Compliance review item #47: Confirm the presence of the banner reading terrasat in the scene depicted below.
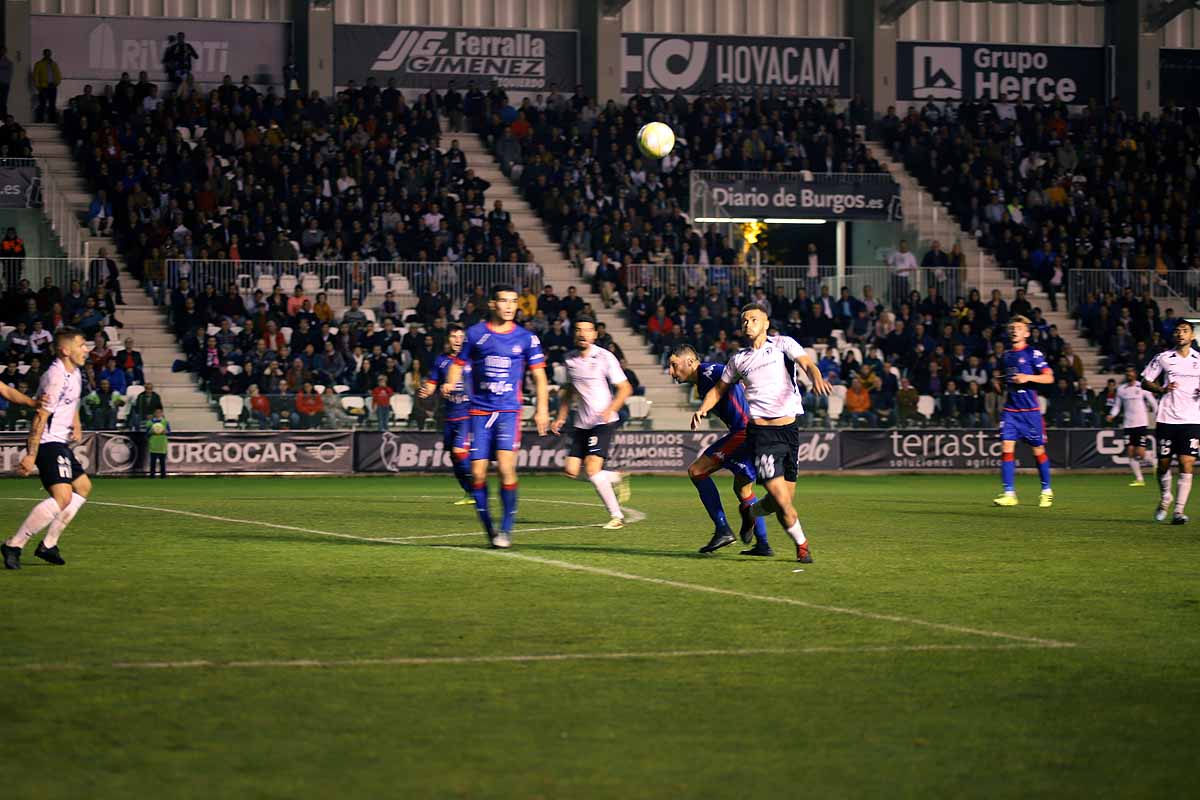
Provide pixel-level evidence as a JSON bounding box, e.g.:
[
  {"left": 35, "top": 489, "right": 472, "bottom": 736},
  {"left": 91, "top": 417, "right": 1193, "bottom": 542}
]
[
  {"left": 691, "top": 171, "right": 902, "bottom": 222},
  {"left": 334, "top": 25, "right": 578, "bottom": 91}
]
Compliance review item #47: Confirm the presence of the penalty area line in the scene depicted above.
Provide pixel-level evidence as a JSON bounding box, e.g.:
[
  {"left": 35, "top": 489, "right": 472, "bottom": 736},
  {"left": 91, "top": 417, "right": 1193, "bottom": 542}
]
[{"left": 0, "top": 641, "right": 1076, "bottom": 673}]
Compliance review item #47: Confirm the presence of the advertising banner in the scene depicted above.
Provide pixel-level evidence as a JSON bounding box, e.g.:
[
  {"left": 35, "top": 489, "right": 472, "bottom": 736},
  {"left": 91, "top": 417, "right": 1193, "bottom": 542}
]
[
  {"left": 0, "top": 433, "right": 97, "bottom": 474},
  {"left": 692, "top": 171, "right": 902, "bottom": 222},
  {"left": 839, "top": 428, "right": 1069, "bottom": 470},
  {"left": 1160, "top": 49, "right": 1200, "bottom": 108},
  {"left": 621, "top": 33, "right": 852, "bottom": 98},
  {"left": 334, "top": 25, "right": 579, "bottom": 91},
  {"left": 897, "top": 42, "right": 1110, "bottom": 104},
  {"left": 1066, "top": 428, "right": 1154, "bottom": 470},
  {"left": 95, "top": 431, "right": 353, "bottom": 475},
  {"left": 0, "top": 166, "right": 40, "bottom": 209},
  {"left": 31, "top": 15, "right": 290, "bottom": 85}
]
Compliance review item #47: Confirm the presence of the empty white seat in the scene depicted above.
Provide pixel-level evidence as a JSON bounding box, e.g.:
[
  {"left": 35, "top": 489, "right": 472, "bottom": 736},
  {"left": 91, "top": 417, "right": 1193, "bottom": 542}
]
[
  {"left": 341, "top": 396, "right": 366, "bottom": 412},
  {"left": 219, "top": 394, "right": 244, "bottom": 427},
  {"left": 389, "top": 393, "right": 413, "bottom": 424},
  {"left": 917, "top": 395, "right": 936, "bottom": 420},
  {"left": 333, "top": 384, "right": 351, "bottom": 394},
  {"left": 278, "top": 274, "right": 298, "bottom": 293},
  {"left": 826, "top": 394, "right": 844, "bottom": 422}
]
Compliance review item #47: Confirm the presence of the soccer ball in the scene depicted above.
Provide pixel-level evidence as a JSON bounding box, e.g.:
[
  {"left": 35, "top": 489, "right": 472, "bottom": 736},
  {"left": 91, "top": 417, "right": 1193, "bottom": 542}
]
[
  {"left": 151, "top": 422, "right": 165, "bottom": 435},
  {"left": 637, "top": 122, "right": 675, "bottom": 159}
]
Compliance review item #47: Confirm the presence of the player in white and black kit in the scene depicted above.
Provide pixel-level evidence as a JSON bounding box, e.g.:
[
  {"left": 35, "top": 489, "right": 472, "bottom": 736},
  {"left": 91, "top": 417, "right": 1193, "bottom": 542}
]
[
  {"left": 2, "top": 328, "right": 91, "bottom": 569},
  {"left": 551, "top": 315, "right": 632, "bottom": 529},
  {"left": 1108, "top": 366, "right": 1157, "bottom": 487},
  {"left": 1140, "top": 319, "right": 1200, "bottom": 524},
  {"left": 692, "top": 306, "right": 831, "bottom": 563}
]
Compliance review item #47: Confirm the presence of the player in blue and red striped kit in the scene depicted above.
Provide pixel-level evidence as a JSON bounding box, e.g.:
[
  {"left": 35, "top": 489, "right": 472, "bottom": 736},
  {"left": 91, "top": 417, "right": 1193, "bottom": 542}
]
[
  {"left": 994, "top": 315, "right": 1055, "bottom": 508},
  {"left": 418, "top": 324, "right": 474, "bottom": 506},
  {"left": 668, "top": 345, "right": 773, "bottom": 556},
  {"left": 444, "top": 286, "right": 549, "bottom": 548}
]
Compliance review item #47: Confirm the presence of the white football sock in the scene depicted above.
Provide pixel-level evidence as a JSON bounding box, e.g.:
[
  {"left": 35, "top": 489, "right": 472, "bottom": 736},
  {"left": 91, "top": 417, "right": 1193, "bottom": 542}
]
[
  {"left": 589, "top": 473, "right": 622, "bottom": 519},
  {"left": 42, "top": 493, "right": 86, "bottom": 548},
  {"left": 1130, "top": 458, "right": 1143, "bottom": 482},
  {"left": 785, "top": 520, "right": 806, "bottom": 546},
  {"left": 1176, "top": 474, "right": 1193, "bottom": 516},
  {"left": 6, "top": 497, "right": 62, "bottom": 549},
  {"left": 1160, "top": 470, "right": 1174, "bottom": 507}
]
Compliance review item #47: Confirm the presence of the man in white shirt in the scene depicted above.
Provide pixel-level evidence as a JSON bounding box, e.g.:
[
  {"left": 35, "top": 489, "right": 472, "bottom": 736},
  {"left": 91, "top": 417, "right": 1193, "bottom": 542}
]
[
  {"left": 692, "top": 306, "right": 831, "bottom": 562},
  {"left": 551, "top": 316, "right": 632, "bottom": 530},
  {"left": 889, "top": 239, "right": 918, "bottom": 306},
  {"left": 1141, "top": 320, "right": 1200, "bottom": 523},
  {"left": 1108, "top": 366, "right": 1157, "bottom": 486},
  {"left": 2, "top": 328, "right": 90, "bottom": 570}
]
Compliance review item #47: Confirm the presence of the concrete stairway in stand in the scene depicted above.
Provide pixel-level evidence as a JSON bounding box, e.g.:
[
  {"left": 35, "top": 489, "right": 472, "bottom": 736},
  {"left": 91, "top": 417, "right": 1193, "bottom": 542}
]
[
  {"left": 868, "top": 142, "right": 1107, "bottom": 390},
  {"left": 26, "top": 124, "right": 221, "bottom": 429},
  {"left": 453, "top": 132, "right": 696, "bottom": 428}
]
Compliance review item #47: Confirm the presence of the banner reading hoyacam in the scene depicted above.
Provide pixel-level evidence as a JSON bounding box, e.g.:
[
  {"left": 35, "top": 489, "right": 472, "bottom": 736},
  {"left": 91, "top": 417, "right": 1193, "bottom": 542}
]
[
  {"left": 622, "top": 33, "right": 852, "bottom": 98},
  {"left": 31, "top": 15, "right": 290, "bottom": 85},
  {"left": 692, "top": 171, "right": 902, "bottom": 222},
  {"left": 335, "top": 25, "right": 578, "bottom": 91},
  {"left": 897, "top": 42, "right": 1110, "bottom": 104}
]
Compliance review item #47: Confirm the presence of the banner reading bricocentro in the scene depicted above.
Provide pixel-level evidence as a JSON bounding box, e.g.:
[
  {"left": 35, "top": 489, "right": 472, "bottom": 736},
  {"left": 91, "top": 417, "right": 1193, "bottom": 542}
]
[
  {"left": 95, "top": 431, "right": 353, "bottom": 475},
  {"left": 334, "top": 25, "right": 578, "bottom": 91}
]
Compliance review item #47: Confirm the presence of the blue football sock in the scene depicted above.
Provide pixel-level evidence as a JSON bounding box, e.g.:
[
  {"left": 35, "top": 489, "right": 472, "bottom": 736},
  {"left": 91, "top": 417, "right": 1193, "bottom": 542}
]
[
  {"left": 500, "top": 483, "right": 518, "bottom": 533},
  {"left": 472, "top": 481, "right": 494, "bottom": 537},
  {"left": 1001, "top": 456, "right": 1016, "bottom": 493},
  {"left": 1037, "top": 455, "right": 1052, "bottom": 491},
  {"left": 692, "top": 475, "right": 729, "bottom": 529},
  {"left": 452, "top": 457, "right": 473, "bottom": 493}
]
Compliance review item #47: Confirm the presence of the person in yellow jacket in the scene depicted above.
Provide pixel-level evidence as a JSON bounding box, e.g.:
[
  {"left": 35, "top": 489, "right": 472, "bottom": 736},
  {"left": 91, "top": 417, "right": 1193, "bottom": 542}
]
[{"left": 32, "top": 49, "right": 61, "bottom": 123}]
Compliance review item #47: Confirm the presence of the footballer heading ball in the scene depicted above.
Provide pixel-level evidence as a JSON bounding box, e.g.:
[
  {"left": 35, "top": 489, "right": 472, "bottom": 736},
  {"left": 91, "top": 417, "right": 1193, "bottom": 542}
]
[{"left": 637, "top": 122, "right": 675, "bottom": 159}]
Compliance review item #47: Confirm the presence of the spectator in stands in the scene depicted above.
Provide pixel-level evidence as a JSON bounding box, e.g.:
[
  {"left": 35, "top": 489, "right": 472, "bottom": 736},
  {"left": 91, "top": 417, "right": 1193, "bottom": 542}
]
[
  {"left": 0, "top": 46, "right": 11, "bottom": 117},
  {"left": 888, "top": 240, "right": 918, "bottom": 306},
  {"left": 896, "top": 377, "right": 919, "bottom": 426},
  {"left": 32, "top": 49, "right": 61, "bottom": 123},
  {"left": 99, "top": 356, "right": 128, "bottom": 395},
  {"left": 371, "top": 374, "right": 394, "bottom": 431},
  {"left": 128, "top": 381, "right": 162, "bottom": 431},
  {"left": 245, "top": 384, "right": 273, "bottom": 429},
  {"left": 84, "top": 378, "right": 124, "bottom": 429},
  {"left": 295, "top": 381, "right": 324, "bottom": 429},
  {"left": 1, "top": 228, "right": 25, "bottom": 290},
  {"left": 845, "top": 376, "right": 875, "bottom": 427}
]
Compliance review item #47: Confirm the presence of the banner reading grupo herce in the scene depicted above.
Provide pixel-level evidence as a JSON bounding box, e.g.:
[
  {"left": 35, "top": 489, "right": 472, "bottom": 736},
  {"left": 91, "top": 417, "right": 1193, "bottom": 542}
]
[
  {"left": 691, "top": 171, "right": 902, "bottom": 222},
  {"left": 621, "top": 33, "right": 852, "bottom": 98},
  {"left": 897, "top": 41, "right": 1111, "bottom": 104},
  {"left": 335, "top": 25, "right": 579, "bottom": 91}
]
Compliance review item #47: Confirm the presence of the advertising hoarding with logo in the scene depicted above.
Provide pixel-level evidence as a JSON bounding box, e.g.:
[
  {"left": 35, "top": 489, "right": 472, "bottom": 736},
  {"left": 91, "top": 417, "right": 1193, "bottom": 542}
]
[
  {"left": 621, "top": 33, "right": 852, "bottom": 97},
  {"left": 691, "top": 171, "right": 902, "bottom": 222},
  {"left": 95, "top": 431, "right": 353, "bottom": 475},
  {"left": 30, "top": 15, "right": 289, "bottom": 85},
  {"left": 334, "top": 25, "right": 578, "bottom": 91},
  {"left": 839, "top": 429, "right": 1069, "bottom": 470},
  {"left": 0, "top": 433, "right": 96, "bottom": 474},
  {"left": 0, "top": 166, "right": 40, "bottom": 209},
  {"left": 897, "top": 42, "right": 1111, "bottom": 104}
]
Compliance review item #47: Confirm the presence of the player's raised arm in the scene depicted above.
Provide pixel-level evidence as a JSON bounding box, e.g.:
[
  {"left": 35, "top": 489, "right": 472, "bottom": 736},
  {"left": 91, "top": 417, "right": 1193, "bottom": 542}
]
[
  {"left": 777, "top": 334, "right": 831, "bottom": 395},
  {"left": 693, "top": 380, "right": 731, "bottom": 430},
  {"left": 0, "top": 381, "right": 36, "bottom": 408}
]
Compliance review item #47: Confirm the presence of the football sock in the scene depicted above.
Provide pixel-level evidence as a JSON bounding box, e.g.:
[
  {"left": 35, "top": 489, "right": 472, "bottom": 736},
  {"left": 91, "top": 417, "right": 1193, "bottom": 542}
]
[
  {"left": 590, "top": 473, "right": 623, "bottom": 520},
  {"left": 785, "top": 520, "right": 807, "bottom": 546},
  {"left": 1160, "top": 470, "right": 1174, "bottom": 507},
  {"left": 1036, "top": 452, "right": 1051, "bottom": 491},
  {"left": 451, "top": 453, "right": 473, "bottom": 493},
  {"left": 740, "top": 496, "right": 770, "bottom": 546},
  {"left": 1001, "top": 452, "right": 1016, "bottom": 493},
  {"left": 1176, "top": 473, "right": 1193, "bottom": 515},
  {"left": 6, "top": 497, "right": 61, "bottom": 549},
  {"left": 692, "top": 475, "right": 728, "bottom": 529},
  {"left": 1130, "top": 457, "right": 1144, "bottom": 482},
  {"left": 42, "top": 493, "right": 86, "bottom": 549},
  {"left": 471, "top": 481, "right": 495, "bottom": 537},
  {"left": 500, "top": 483, "right": 518, "bottom": 533}
]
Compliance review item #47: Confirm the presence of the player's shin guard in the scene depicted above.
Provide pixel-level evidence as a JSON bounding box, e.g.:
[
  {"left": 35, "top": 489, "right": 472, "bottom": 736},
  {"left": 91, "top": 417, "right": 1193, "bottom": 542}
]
[
  {"left": 42, "top": 493, "right": 86, "bottom": 548},
  {"left": 472, "top": 481, "right": 495, "bottom": 537},
  {"left": 691, "top": 475, "right": 728, "bottom": 529},
  {"left": 740, "top": 496, "right": 770, "bottom": 546},
  {"left": 1176, "top": 473, "right": 1193, "bottom": 515},
  {"left": 451, "top": 452, "right": 473, "bottom": 493},
  {"left": 1036, "top": 452, "right": 1051, "bottom": 491},
  {"left": 1130, "top": 457, "right": 1144, "bottom": 483},
  {"left": 1001, "top": 452, "right": 1016, "bottom": 494},
  {"left": 5, "top": 497, "right": 61, "bottom": 549},
  {"left": 590, "top": 473, "right": 622, "bottom": 520},
  {"left": 500, "top": 483, "right": 518, "bottom": 533},
  {"left": 1160, "top": 469, "right": 1174, "bottom": 507}
]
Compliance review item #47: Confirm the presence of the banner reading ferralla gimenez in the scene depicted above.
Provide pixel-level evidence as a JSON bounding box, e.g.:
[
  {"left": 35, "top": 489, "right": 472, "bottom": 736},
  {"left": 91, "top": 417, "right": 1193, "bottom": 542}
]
[
  {"left": 897, "top": 41, "right": 1111, "bottom": 104},
  {"left": 334, "top": 25, "right": 579, "bottom": 92},
  {"left": 692, "top": 171, "right": 902, "bottom": 222},
  {"left": 621, "top": 33, "right": 852, "bottom": 98}
]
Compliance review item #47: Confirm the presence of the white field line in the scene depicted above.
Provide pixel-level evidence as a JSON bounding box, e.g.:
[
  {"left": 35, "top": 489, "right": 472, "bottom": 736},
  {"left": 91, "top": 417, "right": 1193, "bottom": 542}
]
[
  {"left": 0, "top": 642, "right": 1074, "bottom": 673},
  {"left": 0, "top": 497, "right": 1074, "bottom": 648}
]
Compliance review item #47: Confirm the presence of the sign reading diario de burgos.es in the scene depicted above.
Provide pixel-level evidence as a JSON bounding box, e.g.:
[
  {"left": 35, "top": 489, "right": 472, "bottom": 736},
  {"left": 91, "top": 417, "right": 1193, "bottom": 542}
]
[
  {"left": 897, "top": 42, "right": 1111, "bottom": 104},
  {"left": 334, "top": 25, "right": 578, "bottom": 91},
  {"left": 694, "top": 172, "right": 903, "bottom": 222}
]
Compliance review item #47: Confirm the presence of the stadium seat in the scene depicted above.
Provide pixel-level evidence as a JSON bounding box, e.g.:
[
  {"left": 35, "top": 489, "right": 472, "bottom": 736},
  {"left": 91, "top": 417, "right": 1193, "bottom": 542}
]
[
  {"left": 226, "top": 364, "right": 243, "bottom": 375},
  {"left": 626, "top": 396, "right": 652, "bottom": 428},
  {"left": 341, "top": 396, "right": 366, "bottom": 413},
  {"left": 279, "top": 274, "right": 298, "bottom": 293},
  {"left": 917, "top": 395, "right": 936, "bottom": 422},
  {"left": 206, "top": 324, "right": 220, "bottom": 336},
  {"left": 314, "top": 384, "right": 326, "bottom": 395},
  {"left": 361, "top": 308, "right": 377, "bottom": 324},
  {"left": 520, "top": 404, "right": 535, "bottom": 422},
  {"left": 219, "top": 395, "right": 244, "bottom": 428},
  {"left": 552, "top": 364, "right": 568, "bottom": 385},
  {"left": 301, "top": 273, "right": 321, "bottom": 293},
  {"left": 389, "top": 276, "right": 410, "bottom": 294},
  {"left": 256, "top": 275, "right": 275, "bottom": 294},
  {"left": 1038, "top": 396, "right": 1049, "bottom": 414},
  {"left": 333, "top": 384, "right": 350, "bottom": 394},
  {"left": 279, "top": 326, "right": 293, "bottom": 342},
  {"left": 370, "top": 276, "right": 388, "bottom": 296},
  {"left": 104, "top": 325, "right": 120, "bottom": 343},
  {"left": 399, "top": 307, "right": 416, "bottom": 323},
  {"left": 125, "top": 384, "right": 145, "bottom": 406},
  {"left": 826, "top": 394, "right": 844, "bottom": 426},
  {"left": 236, "top": 274, "right": 253, "bottom": 292},
  {"left": 390, "top": 393, "right": 413, "bottom": 426},
  {"left": 0, "top": 325, "right": 14, "bottom": 339}
]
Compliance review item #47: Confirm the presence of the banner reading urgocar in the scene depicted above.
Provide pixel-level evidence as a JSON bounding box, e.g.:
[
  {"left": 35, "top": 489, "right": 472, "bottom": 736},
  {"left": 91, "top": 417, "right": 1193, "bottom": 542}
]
[{"left": 94, "top": 431, "right": 353, "bottom": 475}]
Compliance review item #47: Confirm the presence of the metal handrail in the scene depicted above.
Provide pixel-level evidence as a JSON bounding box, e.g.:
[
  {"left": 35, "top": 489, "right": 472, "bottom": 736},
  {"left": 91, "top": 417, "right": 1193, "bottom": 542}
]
[
  {"left": 35, "top": 158, "right": 82, "bottom": 260},
  {"left": 691, "top": 170, "right": 896, "bottom": 184}
]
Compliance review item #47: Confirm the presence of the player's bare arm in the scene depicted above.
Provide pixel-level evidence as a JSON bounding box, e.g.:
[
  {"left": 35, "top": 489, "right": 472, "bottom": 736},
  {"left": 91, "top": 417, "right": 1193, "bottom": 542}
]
[
  {"left": 797, "top": 353, "right": 832, "bottom": 395},
  {"left": 1013, "top": 370, "right": 1054, "bottom": 385},
  {"left": 442, "top": 362, "right": 463, "bottom": 400},
  {"left": 532, "top": 366, "right": 550, "bottom": 435},
  {"left": 1142, "top": 378, "right": 1173, "bottom": 395},
  {"left": 605, "top": 380, "right": 633, "bottom": 423},
  {"left": 0, "top": 382, "right": 36, "bottom": 408},
  {"left": 693, "top": 381, "right": 731, "bottom": 430},
  {"left": 417, "top": 377, "right": 437, "bottom": 399},
  {"left": 551, "top": 384, "right": 573, "bottom": 434},
  {"left": 18, "top": 401, "right": 51, "bottom": 476},
  {"left": 72, "top": 409, "right": 83, "bottom": 443}
]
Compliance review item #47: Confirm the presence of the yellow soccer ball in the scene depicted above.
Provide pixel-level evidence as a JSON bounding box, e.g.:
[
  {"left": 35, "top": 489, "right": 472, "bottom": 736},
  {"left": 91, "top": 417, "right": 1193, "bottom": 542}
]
[
  {"left": 150, "top": 422, "right": 165, "bottom": 436},
  {"left": 637, "top": 122, "right": 675, "bottom": 159}
]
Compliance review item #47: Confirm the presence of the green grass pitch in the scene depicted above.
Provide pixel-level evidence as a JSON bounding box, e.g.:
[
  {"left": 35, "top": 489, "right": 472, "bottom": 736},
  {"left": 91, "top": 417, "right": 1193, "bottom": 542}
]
[{"left": 2, "top": 473, "right": 1197, "bottom": 798}]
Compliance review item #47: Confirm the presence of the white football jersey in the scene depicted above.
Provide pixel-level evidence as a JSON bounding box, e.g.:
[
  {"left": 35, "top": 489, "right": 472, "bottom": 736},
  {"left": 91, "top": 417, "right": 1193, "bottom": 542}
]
[
  {"left": 37, "top": 359, "right": 82, "bottom": 444},
  {"left": 564, "top": 346, "right": 628, "bottom": 429},
  {"left": 1115, "top": 382, "right": 1156, "bottom": 429},
  {"left": 721, "top": 335, "right": 806, "bottom": 420},
  {"left": 1142, "top": 349, "right": 1200, "bottom": 425}
]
